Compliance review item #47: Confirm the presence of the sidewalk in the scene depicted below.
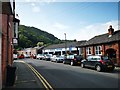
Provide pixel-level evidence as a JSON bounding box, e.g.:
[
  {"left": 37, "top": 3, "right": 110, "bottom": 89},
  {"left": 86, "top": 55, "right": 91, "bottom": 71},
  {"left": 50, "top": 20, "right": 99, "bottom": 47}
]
[{"left": 2, "top": 60, "right": 43, "bottom": 89}]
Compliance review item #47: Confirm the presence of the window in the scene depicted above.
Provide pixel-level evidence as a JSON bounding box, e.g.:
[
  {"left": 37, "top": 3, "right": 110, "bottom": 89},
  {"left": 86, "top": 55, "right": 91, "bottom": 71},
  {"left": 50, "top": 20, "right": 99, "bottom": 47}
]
[
  {"left": 86, "top": 47, "right": 92, "bottom": 55},
  {"left": 95, "top": 46, "right": 102, "bottom": 55}
]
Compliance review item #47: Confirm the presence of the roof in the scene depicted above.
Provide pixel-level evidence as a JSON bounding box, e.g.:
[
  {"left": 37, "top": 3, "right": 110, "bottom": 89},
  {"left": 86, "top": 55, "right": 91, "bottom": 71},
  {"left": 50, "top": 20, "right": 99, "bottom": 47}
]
[
  {"left": 85, "top": 30, "right": 120, "bottom": 46},
  {"left": 44, "top": 40, "right": 86, "bottom": 49}
]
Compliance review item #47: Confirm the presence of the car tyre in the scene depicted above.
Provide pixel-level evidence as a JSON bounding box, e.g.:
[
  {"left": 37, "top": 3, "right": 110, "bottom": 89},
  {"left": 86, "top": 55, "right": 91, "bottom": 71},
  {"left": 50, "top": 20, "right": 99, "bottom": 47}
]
[
  {"left": 96, "top": 65, "right": 101, "bottom": 72},
  {"left": 81, "top": 63, "right": 84, "bottom": 68}
]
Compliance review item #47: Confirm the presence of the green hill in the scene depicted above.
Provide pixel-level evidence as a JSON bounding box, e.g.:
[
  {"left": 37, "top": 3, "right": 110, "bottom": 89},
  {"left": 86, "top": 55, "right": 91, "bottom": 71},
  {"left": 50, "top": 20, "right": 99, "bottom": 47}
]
[{"left": 17, "top": 25, "right": 63, "bottom": 49}]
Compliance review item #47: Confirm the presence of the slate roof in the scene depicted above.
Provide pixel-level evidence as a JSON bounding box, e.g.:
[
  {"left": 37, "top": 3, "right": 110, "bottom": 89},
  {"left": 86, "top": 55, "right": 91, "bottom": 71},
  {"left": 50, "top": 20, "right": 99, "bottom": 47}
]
[
  {"left": 44, "top": 40, "right": 86, "bottom": 49},
  {"left": 85, "top": 30, "right": 120, "bottom": 46}
]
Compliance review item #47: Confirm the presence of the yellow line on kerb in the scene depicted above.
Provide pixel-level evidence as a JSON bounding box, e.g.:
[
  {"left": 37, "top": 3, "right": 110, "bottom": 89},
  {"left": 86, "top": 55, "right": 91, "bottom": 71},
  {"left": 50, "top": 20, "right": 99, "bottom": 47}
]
[{"left": 21, "top": 61, "right": 54, "bottom": 90}]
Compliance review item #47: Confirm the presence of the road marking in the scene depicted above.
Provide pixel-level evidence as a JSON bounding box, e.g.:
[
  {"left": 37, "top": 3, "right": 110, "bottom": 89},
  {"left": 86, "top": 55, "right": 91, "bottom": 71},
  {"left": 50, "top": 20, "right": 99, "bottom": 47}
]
[{"left": 20, "top": 61, "right": 54, "bottom": 90}]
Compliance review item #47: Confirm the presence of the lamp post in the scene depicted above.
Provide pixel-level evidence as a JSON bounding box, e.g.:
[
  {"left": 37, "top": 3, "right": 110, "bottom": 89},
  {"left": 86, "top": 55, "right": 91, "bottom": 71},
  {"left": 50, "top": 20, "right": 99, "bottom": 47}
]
[{"left": 64, "top": 33, "right": 67, "bottom": 55}]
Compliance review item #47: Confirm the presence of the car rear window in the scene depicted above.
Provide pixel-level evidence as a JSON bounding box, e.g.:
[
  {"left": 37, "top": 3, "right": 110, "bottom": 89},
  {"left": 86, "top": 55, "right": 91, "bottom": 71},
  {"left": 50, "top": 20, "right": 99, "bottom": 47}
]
[
  {"left": 92, "top": 58, "right": 101, "bottom": 60},
  {"left": 102, "top": 56, "right": 110, "bottom": 61}
]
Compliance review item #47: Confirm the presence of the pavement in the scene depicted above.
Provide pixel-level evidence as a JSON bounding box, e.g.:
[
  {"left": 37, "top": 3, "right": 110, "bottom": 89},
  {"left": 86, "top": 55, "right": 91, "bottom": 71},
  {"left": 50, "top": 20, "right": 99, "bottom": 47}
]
[{"left": 2, "top": 60, "right": 43, "bottom": 90}]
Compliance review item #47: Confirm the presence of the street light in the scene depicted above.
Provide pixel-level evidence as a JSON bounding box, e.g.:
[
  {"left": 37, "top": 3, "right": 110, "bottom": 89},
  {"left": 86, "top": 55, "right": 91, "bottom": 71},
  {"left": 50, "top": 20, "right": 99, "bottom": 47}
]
[{"left": 64, "top": 33, "right": 67, "bottom": 55}]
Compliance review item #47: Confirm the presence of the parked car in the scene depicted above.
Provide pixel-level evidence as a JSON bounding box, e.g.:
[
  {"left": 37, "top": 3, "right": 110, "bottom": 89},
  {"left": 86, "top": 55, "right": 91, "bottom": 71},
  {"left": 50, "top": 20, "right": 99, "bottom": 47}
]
[
  {"left": 32, "top": 54, "right": 36, "bottom": 59},
  {"left": 13, "top": 54, "right": 18, "bottom": 60},
  {"left": 18, "top": 54, "right": 24, "bottom": 59},
  {"left": 24, "top": 54, "right": 30, "bottom": 58},
  {"left": 44, "top": 54, "right": 51, "bottom": 61},
  {"left": 81, "top": 55, "right": 115, "bottom": 72},
  {"left": 51, "top": 55, "right": 57, "bottom": 62},
  {"left": 56, "top": 55, "right": 64, "bottom": 63},
  {"left": 63, "top": 54, "right": 83, "bottom": 66},
  {"left": 36, "top": 54, "right": 45, "bottom": 60},
  {"left": 51, "top": 55, "right": 64, "bottom": 63}
]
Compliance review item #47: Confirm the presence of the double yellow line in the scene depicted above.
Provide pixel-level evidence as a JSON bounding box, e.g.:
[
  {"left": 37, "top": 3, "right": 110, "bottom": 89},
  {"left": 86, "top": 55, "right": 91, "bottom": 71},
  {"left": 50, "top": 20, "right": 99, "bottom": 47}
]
[{"left": 21, "top": 61, "right": 54, "bottom": 90}]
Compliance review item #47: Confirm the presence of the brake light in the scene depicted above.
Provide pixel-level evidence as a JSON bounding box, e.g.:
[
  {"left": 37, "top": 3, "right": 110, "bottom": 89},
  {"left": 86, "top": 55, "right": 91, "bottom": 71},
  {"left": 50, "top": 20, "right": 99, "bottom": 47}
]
[{"left": 100, "top": 60, "right": 105, "bottom": 65}]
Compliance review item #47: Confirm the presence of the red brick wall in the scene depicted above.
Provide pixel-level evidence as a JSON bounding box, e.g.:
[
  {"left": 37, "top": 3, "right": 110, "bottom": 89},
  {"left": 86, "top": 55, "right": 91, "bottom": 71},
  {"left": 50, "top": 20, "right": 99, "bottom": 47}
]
[
  {"left": 2, "top": 14, "right": 13, "bottom": 86},
  {"left": 91, "top": 46, "right": 95, "bottom": 55},
  {"left": 104, "top": 42, "right": 120, "bottom": 66},
  {"left": 83, "top": 42, "right": 120, "bottom": 66}
]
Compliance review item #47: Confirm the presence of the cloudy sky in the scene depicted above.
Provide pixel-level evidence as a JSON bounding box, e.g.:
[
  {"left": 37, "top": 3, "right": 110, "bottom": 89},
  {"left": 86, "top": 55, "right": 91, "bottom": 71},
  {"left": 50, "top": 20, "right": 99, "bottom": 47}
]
[{"left": 15, "top": 0, "right": 119, "bottom": 41}]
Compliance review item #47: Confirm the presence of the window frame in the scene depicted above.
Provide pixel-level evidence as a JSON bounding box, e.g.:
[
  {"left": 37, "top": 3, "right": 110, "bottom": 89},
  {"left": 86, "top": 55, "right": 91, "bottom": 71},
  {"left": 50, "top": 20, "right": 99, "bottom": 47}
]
[
  {"left": 95, "top": 46, "right": 102, "bottom": 55},
  {"left": 86, "top": 47, "right": 92, "bottom": 55}
]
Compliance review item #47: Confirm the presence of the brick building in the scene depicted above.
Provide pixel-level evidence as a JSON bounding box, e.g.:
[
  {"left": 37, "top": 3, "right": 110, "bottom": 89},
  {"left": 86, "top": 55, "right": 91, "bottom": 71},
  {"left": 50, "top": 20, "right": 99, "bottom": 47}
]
[
  {"left": 78, "top": 25, "right": 120, "bottom": 66},
  {"left": 0, "top": 1, "right": 19, "bottom": 88}
]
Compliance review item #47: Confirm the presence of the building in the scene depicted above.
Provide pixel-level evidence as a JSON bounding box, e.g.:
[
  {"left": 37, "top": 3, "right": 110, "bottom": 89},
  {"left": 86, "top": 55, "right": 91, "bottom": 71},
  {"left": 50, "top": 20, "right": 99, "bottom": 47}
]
[
  {"left": 17, "top": 46, "right": 44, "bottom": 58},
  {"left": 43, "top": 41, "right": 86, "bottom": 56},
  {"left": 0, "top": 1, "right": 2, "bottom": 88},
  {"left": 78, "top": 25, "right": 120, "bottom": 66},
  {"left": 0, "top": 1, "right": 19, "bottom": 88},
  {"left": 43, "top": 25, "right": 120, "bottom": 66}
]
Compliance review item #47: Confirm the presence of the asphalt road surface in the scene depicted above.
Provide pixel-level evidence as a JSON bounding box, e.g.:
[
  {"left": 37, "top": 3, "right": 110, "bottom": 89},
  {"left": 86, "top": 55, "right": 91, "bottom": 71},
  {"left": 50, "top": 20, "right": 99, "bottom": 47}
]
[{"left": 15, "top": 58, "right": 119, "bottom": 89}]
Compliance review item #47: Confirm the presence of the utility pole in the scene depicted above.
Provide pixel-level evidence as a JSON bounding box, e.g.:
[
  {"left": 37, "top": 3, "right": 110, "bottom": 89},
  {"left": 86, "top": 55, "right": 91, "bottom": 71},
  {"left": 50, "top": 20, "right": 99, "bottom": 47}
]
[{"left": 64, "top": 33, "right": 67, "bottom": 55}]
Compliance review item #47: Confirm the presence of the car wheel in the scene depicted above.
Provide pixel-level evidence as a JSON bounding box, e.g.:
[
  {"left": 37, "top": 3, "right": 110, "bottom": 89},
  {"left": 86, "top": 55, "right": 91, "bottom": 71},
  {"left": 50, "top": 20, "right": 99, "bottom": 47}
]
[
  {"left": 96, "top": 65, "right": 101, "bottom": 72},
  {"left": 71, "top": 61, "right": 74, "bottom": 66},
  {"left": 81, "top": 63, "right": 84, "bottom": 68}
]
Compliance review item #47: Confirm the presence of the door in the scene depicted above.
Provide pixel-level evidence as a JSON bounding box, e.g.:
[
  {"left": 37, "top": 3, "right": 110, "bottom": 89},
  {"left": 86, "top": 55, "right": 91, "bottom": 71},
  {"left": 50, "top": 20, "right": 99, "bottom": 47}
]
[{"left": 106, "top": 48, "right": 116, "bottom": 64}]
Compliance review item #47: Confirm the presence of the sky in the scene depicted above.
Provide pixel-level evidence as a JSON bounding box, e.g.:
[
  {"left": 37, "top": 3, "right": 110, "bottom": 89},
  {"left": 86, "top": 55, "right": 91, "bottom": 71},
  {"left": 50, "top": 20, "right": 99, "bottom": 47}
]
[{"left": 15, "top": 0, "right": 119, "bottom": 41}]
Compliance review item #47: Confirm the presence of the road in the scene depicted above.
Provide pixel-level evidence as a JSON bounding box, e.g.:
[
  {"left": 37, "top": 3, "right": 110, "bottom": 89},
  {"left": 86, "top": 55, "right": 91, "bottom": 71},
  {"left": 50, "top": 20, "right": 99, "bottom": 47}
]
[{"left": 14, "top": 58, "right": 119, "bottom": 89}]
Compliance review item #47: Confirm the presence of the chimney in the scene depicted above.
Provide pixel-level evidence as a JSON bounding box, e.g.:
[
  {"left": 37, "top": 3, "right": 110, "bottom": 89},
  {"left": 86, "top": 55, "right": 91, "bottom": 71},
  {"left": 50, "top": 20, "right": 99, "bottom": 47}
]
[{"left": 108, "top": 25, "right": 114, "bottom": 37}]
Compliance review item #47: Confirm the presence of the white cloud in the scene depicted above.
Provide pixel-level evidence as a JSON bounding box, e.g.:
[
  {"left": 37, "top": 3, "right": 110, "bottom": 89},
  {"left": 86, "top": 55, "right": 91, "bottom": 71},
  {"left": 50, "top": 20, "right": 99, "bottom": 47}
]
[
  {"left": 42, "top": 22, "right": 70, "bottom": 40},
  {"left": 75, "top": 20, "right": 118, "bottom": 41},
  {"left": 31, "top": 3, "right": 35, "bottom": 6},
  {"left": 39, "top": 20, "right": 118, "bottom": 41},
  {"left": 32, "top": 6, "right": 40, "bottom": 13}
]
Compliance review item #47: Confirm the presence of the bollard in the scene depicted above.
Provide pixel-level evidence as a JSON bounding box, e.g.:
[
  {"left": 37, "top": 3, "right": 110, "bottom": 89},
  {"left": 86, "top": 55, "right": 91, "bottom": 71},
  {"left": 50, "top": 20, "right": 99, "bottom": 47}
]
[{"left": 6, "top": 65, "right": 16, "bottom": 86}]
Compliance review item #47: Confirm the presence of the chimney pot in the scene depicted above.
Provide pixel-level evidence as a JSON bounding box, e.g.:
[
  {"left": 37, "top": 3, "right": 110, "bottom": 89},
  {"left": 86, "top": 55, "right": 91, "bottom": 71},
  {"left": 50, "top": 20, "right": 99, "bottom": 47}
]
[{"left": 108, "top": 25, "right": 114, "bottom": 36}]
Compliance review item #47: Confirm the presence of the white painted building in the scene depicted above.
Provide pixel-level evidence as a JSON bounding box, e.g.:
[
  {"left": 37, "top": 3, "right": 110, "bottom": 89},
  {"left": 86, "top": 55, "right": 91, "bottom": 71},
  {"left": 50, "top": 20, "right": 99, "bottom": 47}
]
[{"left": 43, "top": 41, "right": 86, "bottom": 56}]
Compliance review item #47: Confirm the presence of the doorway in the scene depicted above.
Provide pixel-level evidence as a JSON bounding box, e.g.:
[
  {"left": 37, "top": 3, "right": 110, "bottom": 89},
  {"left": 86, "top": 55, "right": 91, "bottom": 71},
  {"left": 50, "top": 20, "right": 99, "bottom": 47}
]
[{"left": 105, "top": 48, "right": 116, "bottom": 64}]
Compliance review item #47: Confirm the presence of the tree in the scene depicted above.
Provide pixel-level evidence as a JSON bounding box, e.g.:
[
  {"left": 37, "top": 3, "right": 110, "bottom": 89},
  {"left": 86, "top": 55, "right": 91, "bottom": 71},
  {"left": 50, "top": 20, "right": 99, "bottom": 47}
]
[{"left": 37, "top": 42, "right": 44, "bottom": 47}]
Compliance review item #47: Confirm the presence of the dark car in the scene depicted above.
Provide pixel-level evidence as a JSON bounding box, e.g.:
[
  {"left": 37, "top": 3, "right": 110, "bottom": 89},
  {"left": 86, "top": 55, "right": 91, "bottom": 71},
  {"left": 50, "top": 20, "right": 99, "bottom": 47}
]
[
  {"left": 63, "top": 54, "right": 83, "bottom": 66},
  {"left": 81, "top": 55, "right": 115, "bottom": 72}
]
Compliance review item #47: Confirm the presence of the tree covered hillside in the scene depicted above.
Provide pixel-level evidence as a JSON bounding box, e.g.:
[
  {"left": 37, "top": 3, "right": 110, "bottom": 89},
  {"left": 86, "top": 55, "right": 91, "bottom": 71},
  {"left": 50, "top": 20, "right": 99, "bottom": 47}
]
[{"left": 17, "top": 25, "right": 62, "bottom": 49}]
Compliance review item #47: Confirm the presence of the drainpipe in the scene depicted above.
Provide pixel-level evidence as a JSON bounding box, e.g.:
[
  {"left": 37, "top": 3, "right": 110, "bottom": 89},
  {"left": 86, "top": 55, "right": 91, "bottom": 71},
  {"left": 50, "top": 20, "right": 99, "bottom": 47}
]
[{"left": 6, "top": 14, "right": 10, "bottom": 66}]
